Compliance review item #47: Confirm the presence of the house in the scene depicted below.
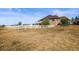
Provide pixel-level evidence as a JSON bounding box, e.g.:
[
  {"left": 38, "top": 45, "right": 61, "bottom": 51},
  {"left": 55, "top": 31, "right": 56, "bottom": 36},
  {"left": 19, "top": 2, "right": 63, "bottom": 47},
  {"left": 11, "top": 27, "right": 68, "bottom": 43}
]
[{"left": 37, "top": 15, "right": 60, "bottom": 26}]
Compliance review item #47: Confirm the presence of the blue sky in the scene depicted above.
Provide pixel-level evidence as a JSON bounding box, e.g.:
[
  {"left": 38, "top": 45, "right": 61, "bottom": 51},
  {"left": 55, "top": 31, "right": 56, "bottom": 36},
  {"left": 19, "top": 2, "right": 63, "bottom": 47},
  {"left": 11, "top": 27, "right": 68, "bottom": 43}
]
[{"left": 0, "top": 8, "right": 79, "bottom": 25}]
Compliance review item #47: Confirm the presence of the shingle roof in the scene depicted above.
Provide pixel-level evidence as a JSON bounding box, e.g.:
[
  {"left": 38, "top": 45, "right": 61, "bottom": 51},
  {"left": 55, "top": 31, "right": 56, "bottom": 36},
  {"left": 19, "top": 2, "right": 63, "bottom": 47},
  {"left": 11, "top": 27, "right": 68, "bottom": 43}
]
[
  {"left": 39, "top": 15, "right": 59, "bottom": 21},
  {"left": 44, "top": 15, "right": 59, "bottom": 19},
  {"left": 59, "top": 16, "right": 69, "bottom": 20}
]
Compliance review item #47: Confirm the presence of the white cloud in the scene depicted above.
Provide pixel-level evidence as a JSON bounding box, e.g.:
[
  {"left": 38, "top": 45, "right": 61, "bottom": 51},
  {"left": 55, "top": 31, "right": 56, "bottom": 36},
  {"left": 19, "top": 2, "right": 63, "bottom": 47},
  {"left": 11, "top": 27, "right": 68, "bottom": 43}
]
[
  {"left": 50, "top": 9, "right": 79, "bottom": 18},
  {"left": 0, "top": 8, "right": 79, "bottom": 25},
  {"left": 0, "top": 9, "right": 44, "bottom": 25}
]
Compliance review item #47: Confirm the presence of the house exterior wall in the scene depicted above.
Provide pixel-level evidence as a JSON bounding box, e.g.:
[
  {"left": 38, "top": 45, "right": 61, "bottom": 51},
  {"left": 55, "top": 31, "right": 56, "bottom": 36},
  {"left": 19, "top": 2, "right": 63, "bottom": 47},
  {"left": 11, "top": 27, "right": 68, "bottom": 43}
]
[{"left": 37, "top": 15, "right": 60, "bottom": 27}]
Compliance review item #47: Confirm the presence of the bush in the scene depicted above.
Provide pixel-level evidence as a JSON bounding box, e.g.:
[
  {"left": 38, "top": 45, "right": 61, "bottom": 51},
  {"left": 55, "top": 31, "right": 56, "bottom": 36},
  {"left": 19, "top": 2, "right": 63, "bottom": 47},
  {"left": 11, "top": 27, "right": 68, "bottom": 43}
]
[
  {"left": 76, "top": 21, "right": 79, "bottom": 25},
  {"left": 41, "top": 19, "right": 50, "bottom": 25},
  {"left": 74, "top": 21, "right": 79, "bottom": 25},
  {"left": 60, "top": 19, "right": 69, "bottom": 26},
  {"left": 0, "top": 25, "right": 5, "bottom": 30},
  {"left": 1, "top": 25, "right": 5, "bottom": 27},
  {"left": 18, "top": 22, "right": 22, "bottom": 25}
]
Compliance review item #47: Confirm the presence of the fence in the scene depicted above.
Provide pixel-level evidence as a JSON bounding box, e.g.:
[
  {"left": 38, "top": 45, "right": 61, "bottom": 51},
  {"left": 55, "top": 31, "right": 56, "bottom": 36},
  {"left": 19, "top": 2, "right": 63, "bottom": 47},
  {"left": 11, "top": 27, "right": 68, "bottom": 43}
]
[{"left": 5, "top": 25, "right": 55, "bottom": 29}]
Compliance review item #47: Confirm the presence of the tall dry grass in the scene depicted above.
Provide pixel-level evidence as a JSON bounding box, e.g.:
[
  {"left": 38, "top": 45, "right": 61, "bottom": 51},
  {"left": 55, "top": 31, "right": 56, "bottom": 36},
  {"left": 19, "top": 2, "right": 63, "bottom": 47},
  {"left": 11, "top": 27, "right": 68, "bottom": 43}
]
[{"left": 0, "top": 25, "right": 79, "bottom": 51}]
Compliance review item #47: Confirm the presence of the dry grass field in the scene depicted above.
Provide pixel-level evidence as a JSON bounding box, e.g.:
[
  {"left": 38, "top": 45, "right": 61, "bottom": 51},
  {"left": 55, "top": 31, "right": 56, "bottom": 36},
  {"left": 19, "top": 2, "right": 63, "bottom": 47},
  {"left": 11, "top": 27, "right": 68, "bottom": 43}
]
[{"left": 0, "top": 25, "right": 79, "bottom": 51}]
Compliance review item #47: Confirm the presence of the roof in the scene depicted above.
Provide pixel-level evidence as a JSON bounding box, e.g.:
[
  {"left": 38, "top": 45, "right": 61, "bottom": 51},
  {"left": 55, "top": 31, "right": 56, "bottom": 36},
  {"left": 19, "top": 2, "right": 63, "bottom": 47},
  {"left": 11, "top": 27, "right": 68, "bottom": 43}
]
[
  {"left": 59, "top": 16, "right": 70, "bottom": 20},
  {"left": 44, "top": 15, "right": 59, "bottom": 19},
  {"left": 39, "top": 15, "right": 59, "bottom": 21}
]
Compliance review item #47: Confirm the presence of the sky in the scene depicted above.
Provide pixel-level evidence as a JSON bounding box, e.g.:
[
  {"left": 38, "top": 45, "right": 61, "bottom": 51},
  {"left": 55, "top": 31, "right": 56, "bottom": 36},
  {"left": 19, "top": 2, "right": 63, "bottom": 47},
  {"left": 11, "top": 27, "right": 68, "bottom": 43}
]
[{"left": 0, "top": 8, "right": 79, "bottom": 25}]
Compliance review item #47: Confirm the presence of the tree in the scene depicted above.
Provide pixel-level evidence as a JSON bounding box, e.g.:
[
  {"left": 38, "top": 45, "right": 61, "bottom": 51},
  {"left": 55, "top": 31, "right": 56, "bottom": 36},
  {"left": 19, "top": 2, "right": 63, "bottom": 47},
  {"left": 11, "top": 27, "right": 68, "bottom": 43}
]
[
  {"left": 41, "top": 19, "right": 50, "bottom": 25},
  {"left": 72, "top": 17, "right": 74, "bottom": 21},
  {"left": 60, "top": 19, "right": 69, "bottom": 26},
  {"left": 74, "top": 16, "right": 79, "bottom": 25},
  {"left": 75, "top": 16, "right": 78, "bottom": 20},
  {"left": 18, "top": 21, "right": 22, "bottom": 31},
  {"left": 71, "top": 17, "right": 74, "bottom": 24},
  {"left": 18, "top": 21, "right": 22, "bottom": 25}
]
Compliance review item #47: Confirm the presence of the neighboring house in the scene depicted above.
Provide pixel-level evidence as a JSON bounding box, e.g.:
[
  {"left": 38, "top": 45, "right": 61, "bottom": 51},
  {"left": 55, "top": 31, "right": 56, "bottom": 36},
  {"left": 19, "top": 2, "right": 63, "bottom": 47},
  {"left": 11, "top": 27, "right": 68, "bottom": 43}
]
[{"left": 37, "top": 15, "right": 60, "bottom": 26}]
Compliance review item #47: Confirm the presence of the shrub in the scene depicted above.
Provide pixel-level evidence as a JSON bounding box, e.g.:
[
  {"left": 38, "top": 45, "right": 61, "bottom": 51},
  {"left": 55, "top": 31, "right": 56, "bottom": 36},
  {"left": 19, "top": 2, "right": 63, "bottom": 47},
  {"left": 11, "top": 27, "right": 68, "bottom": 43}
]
[
  {"left": 41, "top": 19, "right": 50, "bottom": 25},
  {"left": 74, "top": 21, "right": 79, "bottom": 25},
  {"left": 18, "top": 22, "right": 22, "bottom": 25},
  {"left": 1, "top": 25, "right": 5, "bottom": 27},
  {"left": 0, "top": 25, "right": 5, "bottom": 30},
  {"left": 60, "top": 19, "right": 69, "bottom": 26}
]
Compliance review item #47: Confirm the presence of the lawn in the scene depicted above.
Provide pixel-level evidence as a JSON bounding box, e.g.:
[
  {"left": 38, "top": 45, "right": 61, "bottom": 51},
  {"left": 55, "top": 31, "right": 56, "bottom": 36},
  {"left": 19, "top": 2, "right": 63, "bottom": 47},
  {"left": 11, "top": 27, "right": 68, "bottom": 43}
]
[{"left": 0, "top": 25, "right": 79, "bottom": 51}]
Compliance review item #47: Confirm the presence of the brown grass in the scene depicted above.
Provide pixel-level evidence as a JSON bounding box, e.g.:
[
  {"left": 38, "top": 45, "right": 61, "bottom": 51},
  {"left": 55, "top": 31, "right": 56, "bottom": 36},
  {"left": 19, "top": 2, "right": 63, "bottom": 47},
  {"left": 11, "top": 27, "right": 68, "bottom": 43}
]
[{"left": 0, "top": 25, "right": 79, "bottom": 51}]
